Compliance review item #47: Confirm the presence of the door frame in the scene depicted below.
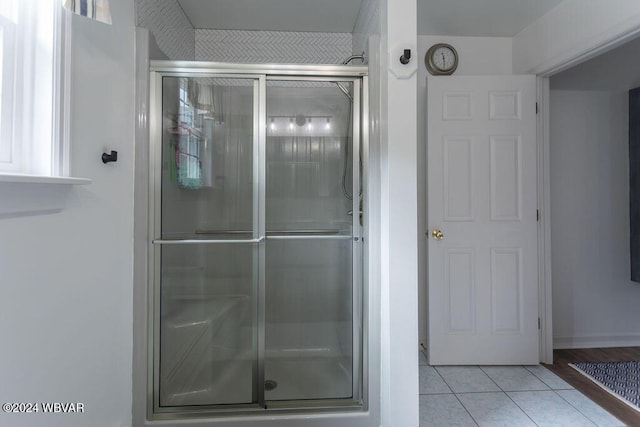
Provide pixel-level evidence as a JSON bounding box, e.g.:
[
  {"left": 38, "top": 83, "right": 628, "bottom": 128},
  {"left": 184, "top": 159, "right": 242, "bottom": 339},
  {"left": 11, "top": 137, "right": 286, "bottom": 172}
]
[
  {"left": 536, "top": 76, "right": 553, "bottom": 364},
  {"left": 535, "top": 23, "right": 640, "bottom": 364},
  {"left": 142, "top": 61, "right": 373, "bottom": 422}
]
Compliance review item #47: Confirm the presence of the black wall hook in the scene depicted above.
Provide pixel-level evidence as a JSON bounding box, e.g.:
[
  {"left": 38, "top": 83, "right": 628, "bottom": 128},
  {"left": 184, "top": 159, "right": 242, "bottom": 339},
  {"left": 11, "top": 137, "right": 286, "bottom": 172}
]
[
  {"left": 400, "top": 49, "right": 411, "bottom": 65},
  {"left": 102, "top": 150, "right": 118, "bottom": 164}
]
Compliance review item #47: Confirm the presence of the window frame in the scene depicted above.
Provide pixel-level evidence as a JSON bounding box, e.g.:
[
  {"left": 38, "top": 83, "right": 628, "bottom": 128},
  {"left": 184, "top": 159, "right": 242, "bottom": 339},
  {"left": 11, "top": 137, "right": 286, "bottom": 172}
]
[
  {"left": 0, "top": 10, "right": 17, "bottom": 172},
  {"left": 0, "top": 0, "right": 70, "bottom": 177},
  {"left": 53, "top": 3, "right": 71, "bottom": 177}
]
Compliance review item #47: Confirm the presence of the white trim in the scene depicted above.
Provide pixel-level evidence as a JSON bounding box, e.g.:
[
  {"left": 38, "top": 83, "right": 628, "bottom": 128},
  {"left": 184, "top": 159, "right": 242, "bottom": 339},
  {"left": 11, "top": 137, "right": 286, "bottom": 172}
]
[
  {"left": 555, "top": 334, "right": 640, "bottom": 349},
  {"left": 532, "top": 15, "right": 640, "bottom": 77},
  {"left": 53, "top": 9, "right": 72, "bottom": 176},
  {"left": 0, "top": 174, "right": 90, "bottom": 218},
  {"left": 132, "top": 27, "right": 151, "bottom": 427},
  {"left": 0, "top": 173, "right": 89, "bottom": 185},
  {"left": 365, "top": 34, "right": 381, "bottom": 424},
  {"left": 0, "top": 14, "right": 17, "bottom": 171},
  {"left": 536, "top": 77, "right": 553, "bottom": 364}
]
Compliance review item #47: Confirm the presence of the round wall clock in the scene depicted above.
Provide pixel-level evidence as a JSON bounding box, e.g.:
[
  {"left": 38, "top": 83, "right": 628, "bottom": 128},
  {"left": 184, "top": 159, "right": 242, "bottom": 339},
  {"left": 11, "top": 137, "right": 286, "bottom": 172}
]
[{"left": 425, "top": 43, "right": 458, "bottom": 76}]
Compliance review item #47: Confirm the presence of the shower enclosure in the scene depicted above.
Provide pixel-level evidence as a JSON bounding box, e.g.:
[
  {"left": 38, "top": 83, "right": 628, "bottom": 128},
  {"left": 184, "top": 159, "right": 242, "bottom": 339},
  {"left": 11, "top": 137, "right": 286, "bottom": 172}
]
[{"left": 147, "top": 62, "right": 368, "bottom": 418}]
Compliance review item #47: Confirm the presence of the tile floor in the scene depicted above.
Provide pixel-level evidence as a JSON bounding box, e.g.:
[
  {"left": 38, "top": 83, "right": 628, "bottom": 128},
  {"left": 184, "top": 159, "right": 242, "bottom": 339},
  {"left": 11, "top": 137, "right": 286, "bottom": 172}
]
[{"left": 419, "top": 350, "right": 625, "bottom": 427}]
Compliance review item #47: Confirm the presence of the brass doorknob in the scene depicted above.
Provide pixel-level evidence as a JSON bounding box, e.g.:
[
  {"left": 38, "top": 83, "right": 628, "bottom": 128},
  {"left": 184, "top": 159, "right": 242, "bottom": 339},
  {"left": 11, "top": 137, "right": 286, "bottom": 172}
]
[{"left": 432, "top": 229, "right": 444, "bottom": 240}]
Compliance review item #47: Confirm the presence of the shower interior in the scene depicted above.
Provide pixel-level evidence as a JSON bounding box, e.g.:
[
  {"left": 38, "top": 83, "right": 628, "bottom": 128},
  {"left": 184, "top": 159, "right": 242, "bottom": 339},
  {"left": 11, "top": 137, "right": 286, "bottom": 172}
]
[{"left": 151, "top": 63, "right": 366, "bottom": 416}]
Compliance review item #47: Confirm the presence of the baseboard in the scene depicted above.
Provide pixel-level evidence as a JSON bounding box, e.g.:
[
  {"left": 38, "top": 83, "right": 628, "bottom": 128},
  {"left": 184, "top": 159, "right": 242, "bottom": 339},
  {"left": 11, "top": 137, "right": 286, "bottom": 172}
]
[{"left": 554, "top": 334, "right": 640, "bottom": 349}]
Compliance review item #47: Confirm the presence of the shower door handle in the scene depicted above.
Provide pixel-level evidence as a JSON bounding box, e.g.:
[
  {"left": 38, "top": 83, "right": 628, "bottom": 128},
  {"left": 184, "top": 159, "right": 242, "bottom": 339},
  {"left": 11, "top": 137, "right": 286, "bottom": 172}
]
[
  {"left": 266, "top": 234, "right": 351, "bottom": 240},
  {"left": 152, "top": 237, "right": 265, "bottom": 244}
]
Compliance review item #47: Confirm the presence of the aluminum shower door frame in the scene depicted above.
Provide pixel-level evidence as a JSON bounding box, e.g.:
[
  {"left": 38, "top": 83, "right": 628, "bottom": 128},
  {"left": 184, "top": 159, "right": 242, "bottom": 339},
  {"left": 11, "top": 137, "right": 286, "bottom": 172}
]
[{"left": 147, "top": 61, "right": 369, "bottom": 420}]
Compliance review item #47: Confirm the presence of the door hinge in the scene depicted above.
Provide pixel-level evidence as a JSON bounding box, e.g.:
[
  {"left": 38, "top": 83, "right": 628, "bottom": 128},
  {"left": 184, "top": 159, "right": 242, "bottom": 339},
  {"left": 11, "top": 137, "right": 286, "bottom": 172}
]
[
  {"left": 536, "top": 102, "right": 539, "bottom": 114},
  {"left": 538, "top": 318, "right": 541, "bottom": 330},
  {"left": 536, "top": 209, "right": 540, "bottom": 222}
]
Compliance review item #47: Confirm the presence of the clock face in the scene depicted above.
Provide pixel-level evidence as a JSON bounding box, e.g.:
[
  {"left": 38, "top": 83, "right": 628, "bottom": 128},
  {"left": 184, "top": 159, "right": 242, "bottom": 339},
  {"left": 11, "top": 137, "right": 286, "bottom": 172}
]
[
  {"left": 425, "top": 43, "right": 458, "bottom": 75},
  {"left": 432, "top": 46, "right": 456, "bottom": 71}
]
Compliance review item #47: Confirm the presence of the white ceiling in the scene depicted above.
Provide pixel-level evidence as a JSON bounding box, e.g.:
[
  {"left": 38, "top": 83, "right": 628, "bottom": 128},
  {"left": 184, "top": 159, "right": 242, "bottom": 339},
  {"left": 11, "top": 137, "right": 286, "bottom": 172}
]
[
  {"left": 177, "top": 0, "right": 565, "bottom": 37},
  {"left": 417, "top": 0, "right": 565, "bottom": 37}
]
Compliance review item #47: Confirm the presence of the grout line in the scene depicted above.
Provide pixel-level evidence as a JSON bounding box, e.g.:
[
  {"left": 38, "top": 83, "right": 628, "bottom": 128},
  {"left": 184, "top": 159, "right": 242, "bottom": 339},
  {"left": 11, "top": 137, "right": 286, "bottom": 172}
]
[
  {"left": 552, "top": 389, "right": 603, "bottom": 426},
  {"left": 478, "top": 365, "right": 504, "bottom": 391},
  {"left": 523, "top": 364, "right": 553, "bottom": 390},
  {"left": 525, "top": 365, "right": 555, "bottom": 389},
  {"left": 479, "top": 365, "right": 556, "bottom": 393},
  {"left": 419, "top": 349, "right": 429, "bottom": 366},
  {"left": 526, "top": 365, "right": 574, "bottom": 390},
  {"left": 454, "top": 390, "right": 529, "bottom": 395},
  {"left": 451, "top": 393, "right": 480, "bottom": 427},
  {"left": 553, "top": 387, "right": 625, "bottom": 426},
  {"left": 502, "top": 390, "right": 540, "bottom": 426},
  {"left": 455, "top": 390, "right": 541, "bottom": 426},
  {"left": 419, "top": 392, "right": 455, "bottom": 396},
  {"left": 432, "top": 366, "right": 454, "bottom": 394}
]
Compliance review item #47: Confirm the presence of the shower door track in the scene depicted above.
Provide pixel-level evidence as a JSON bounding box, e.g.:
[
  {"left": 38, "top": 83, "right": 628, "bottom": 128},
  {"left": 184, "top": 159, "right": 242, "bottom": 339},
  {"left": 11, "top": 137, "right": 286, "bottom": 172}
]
[{"left": 148, "top": 62, "right": 368, "bottom": 420}]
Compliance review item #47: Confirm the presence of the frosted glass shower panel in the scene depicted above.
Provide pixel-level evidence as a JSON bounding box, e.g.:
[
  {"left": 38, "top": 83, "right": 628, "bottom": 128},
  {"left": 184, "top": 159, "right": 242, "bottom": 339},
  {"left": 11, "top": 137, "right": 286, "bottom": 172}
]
[{"left": 161, "top": 77, "right": 255, "bottom": 240}]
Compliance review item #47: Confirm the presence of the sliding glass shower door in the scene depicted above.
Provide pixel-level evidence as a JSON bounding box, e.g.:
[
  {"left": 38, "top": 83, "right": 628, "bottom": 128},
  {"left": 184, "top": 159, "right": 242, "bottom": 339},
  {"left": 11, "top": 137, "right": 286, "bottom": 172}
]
[
  {"left": 155, "top": 76, "right": 260, "bottom": 407},
  {"left": 264, "top": 80, "right": 360, "bottom": 402},
  {"left": 150, "top": 67, "right": 364, "bottom": 416}
]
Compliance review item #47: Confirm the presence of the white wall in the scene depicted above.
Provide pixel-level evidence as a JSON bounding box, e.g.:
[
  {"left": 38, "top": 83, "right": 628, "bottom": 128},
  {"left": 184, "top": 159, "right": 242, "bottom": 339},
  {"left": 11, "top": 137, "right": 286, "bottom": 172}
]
[
  {"left": 136, "top": 0, "right": 194, "bottom": 59},
  {"left": 550, "top": 89, "right": 640, "bottom": 348},
  {"left": 0, "top": 1, "right": 135, "bottom": 427},
  {"left": 417, "top": 36, "right": 512, "bottom": 344},
  {"left": 419, "top": 36, "right": 512, "bottom": 77},
  {"left": 352, "top": 0, "right": 379, "bottom": 60},
  {"left": 513, "top": 0, "right": 640, "bottom": 74}
]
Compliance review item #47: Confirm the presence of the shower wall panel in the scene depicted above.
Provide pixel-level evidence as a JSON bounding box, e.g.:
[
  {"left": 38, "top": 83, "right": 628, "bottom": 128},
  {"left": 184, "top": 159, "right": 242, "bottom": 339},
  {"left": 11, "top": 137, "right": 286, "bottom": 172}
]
[{"left": 195, "top": 30, "right": 352, "bottom": 64}]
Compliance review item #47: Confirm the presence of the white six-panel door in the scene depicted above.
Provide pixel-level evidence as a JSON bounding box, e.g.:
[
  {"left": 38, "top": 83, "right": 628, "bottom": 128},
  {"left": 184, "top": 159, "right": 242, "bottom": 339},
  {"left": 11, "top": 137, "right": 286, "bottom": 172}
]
[{"left": 427, "top": 75, "right": 538, "bottom": 365}]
